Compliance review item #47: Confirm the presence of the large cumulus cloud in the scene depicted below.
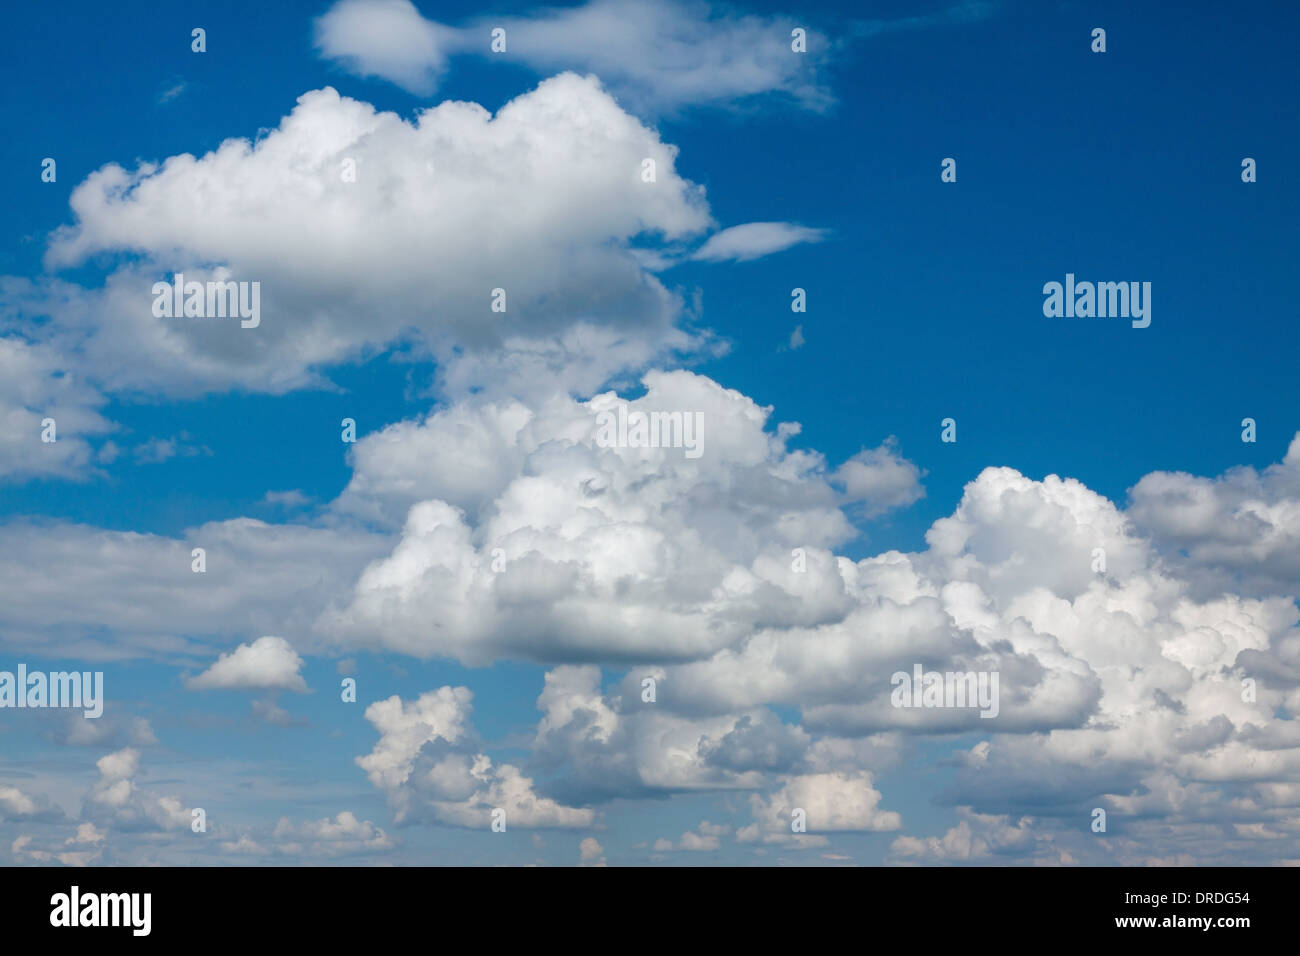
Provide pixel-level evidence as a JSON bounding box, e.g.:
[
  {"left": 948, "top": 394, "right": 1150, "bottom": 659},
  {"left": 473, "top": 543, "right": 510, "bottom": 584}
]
[{"left": 6, "top": 74, "right": 712, "bottom": 405}]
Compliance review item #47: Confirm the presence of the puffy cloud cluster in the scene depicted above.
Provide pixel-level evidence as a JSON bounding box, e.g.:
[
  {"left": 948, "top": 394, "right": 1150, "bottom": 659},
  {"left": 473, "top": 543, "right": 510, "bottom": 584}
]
[
  {"left": 4, "top": 349, "right": 1299, "bottom": 860},
  {"left": 357, "top": 685, "right": 594, "bottom": 828},
  {"left": 327, "top": 394, "right": 1300, "bottom": 860},
  {"left": 529, "top": 665, "right": 771, "bottom": 802},
  {"left": 889, "top": 808, "right": 1070, "bottom": 865},
  {"left": 1, "top": 70, "right": 835, "bottom": 494},
  {"left": 4, "top": 746, "right": 393, "bottom": 864},
  {"left": 84, "top": 748, "right": 194, "bottom": 834},
  {"left": 740, "top": 772, "right": 901, "bottom": 843},
  {"left": 1128, "top": 435, "right": 1300, "bottom": 598},
  {"left": 321, "top": 369, "right": 917, "bottom": 664},
  {"left": 11, "top": 825, "right": 104, "bottom": 868},
  {"left": 257, "top": 811, "right": 395, "bottom": 857},
  {"left": 3, "top": 745, "right": 209, "bottom": 866}
]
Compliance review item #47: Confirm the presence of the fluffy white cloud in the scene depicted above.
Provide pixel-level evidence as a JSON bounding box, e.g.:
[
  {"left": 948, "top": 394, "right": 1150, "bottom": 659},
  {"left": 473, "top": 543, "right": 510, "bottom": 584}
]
[
  {"left": 320, "top": 370, "right": 916, "bottom": 663},
  {"left": 16, "top": 76, "right": 710, "bottom": 402},
  {"left": 357, "top": 685, "right": 594, "bottom": 828},
  {"left": 0, "top": 784, "right": 64, "bottom": 822},
  {"left": 315, "top": 0, "right": 451, "bottom": 95},
  {"left": 85, "top": 748, "right": 193, "bottom": 833},
  {"left": 748, "top": 764, "right": 899, "bottom": 832},
  {"left": 1127, "top": 434, "right": 1300, "bottom": 598},
  {"left": 834, "top": 440, "right": 925, "bottom": 515},
  {"left": 739, "top": 772, "right": 900, "bottom": 845},
  {"left": 3, "top": 330, "right": 1299, "bottom": 861},
  {"left": 530, "top": 666, "right": 774, "bottom": 803},
  {"left": 578, "top": 835, "right": 606, "bottom": 865},
  {"left": 317, "top": 380, "right": 1300, "bottom": 862},
  {"left": 186, "top": 636, "right": 308, "bottom": 692}
]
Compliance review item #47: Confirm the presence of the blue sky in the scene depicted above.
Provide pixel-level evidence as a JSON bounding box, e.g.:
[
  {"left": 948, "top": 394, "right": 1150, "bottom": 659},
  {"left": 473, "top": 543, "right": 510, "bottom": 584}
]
[{"left": 1, "top": 0, "right": 1298, "bottom": 866}]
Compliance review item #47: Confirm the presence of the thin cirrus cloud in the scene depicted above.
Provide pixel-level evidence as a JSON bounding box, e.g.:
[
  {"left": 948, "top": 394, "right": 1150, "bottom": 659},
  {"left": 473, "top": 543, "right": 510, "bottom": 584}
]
[{"left": 691, "top": 221, "right": 829, "bottom": 263}]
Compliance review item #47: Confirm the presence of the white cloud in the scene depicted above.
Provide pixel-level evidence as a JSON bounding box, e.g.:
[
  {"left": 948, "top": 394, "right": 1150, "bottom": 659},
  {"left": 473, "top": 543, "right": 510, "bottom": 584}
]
[
  {"left": 356, "top": 685, "right": 595, "bottom": 828},
  {"left": 85, "top": 748, "right": 193, "bottom": 833},
  {"left": 889, "top": 808, "right": 1066, "bottom": 864},
  {"left": 22, "top": 76, "right": 711, "bottom": 402},
  {"left": 578, "top": 836, "right": 606, "bottom": 865},
  {"left": 313, "top": 384, "right": 1300, "bottom": 862},
  {"left": 315, "top": 0, "right": 834, "bottom": 112},
  {"left": 315, "top": 0, "right": 451, "bottom": 95},
  {"left": 692, "top": 222, "right": 828, "bottom": 263},
  {"left": 262, "top": 489, "right": 310, "bottom": 509},
  {"left": 834, "top": 440, "right": 924, "bottom": 515},
  {"left": 0, "top": 784, "right": 64, "bottom": 822},
  {"left": 67, "top": 822, "right": 106, "bottom": 845},
  {"left": 3, "top": 326, "right": 1300, "bottom": 862},
  {"left": 1127, "top": 434, "right": 1300, "bottom": 597},
  {"left": 745, "top": 772, "right": 901, "bottom": 836},
  {"left": 11, "top": 833, "right": 100, "bottom": 867},
  {"left": 268, "top": 811, "right": 395, "bottom": 856},
  {"left": 656, "top": 820, "right": 730, "bottom": 851},
  {"left": 355, "top": 686, "right": 474, "bottom": 797},
  {"left": 0, "top": 517, "right": 389, "bottom": 660},
  {"left": 131, "top": 433, "right": 209, "bottom": 465},
  {"left": 530, "top": 665, "right": 772, "bottom": 802},
  {"left": 0, "top": 335, "right": 110, "bottom": 481},
  {"left": 186, "top": 636, "right": 308, "bottom": 692},
  {"left": 320, "top": 370, "right": 912, "bottom": 663}
]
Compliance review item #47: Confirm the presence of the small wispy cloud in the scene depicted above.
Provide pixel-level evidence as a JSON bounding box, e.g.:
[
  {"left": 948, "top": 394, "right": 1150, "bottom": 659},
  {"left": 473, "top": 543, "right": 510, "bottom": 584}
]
[
  {"left": 133, "top": 434, "right": 210, "bottom": 465},
  {"left": 692, "top": 222, "right": 829, "bottom": 263},
  {"left": 263, "top": 489, "right": 312, "bottom": 509},
  {"left": 157, "top": 81, "right": 188, "bottom": 105}
]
